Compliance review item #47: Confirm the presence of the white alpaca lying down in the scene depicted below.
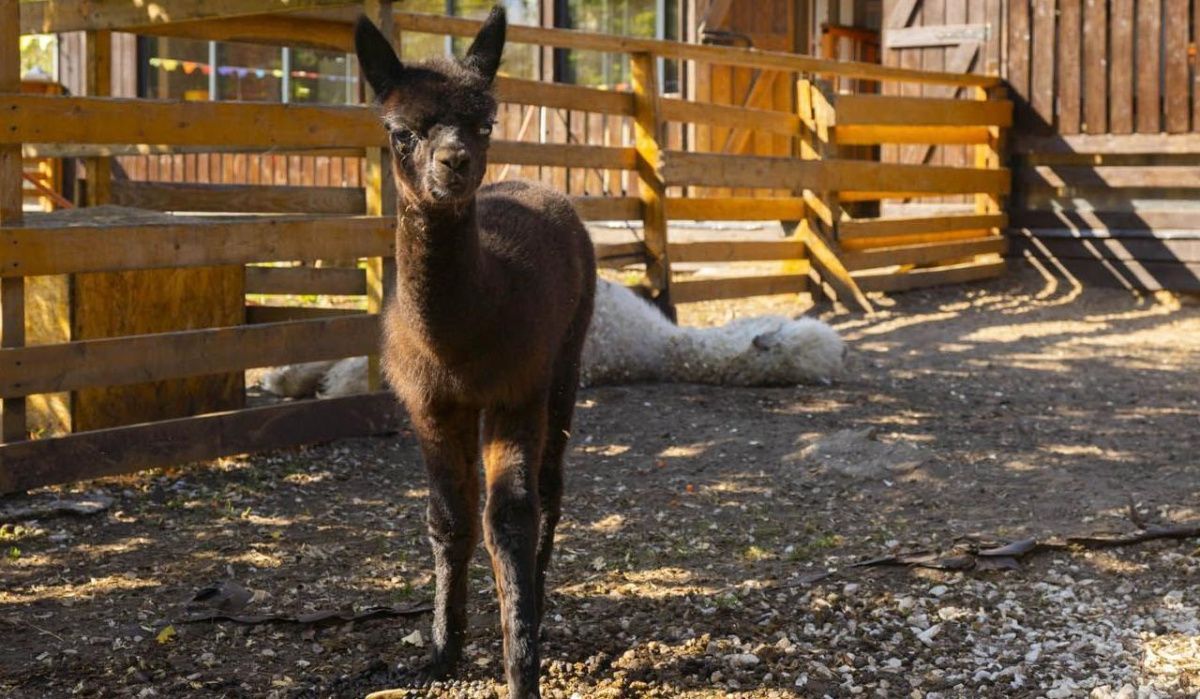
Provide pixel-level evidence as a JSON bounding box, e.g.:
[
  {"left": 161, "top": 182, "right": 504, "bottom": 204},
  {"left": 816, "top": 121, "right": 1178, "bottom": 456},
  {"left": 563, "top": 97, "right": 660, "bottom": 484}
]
[
  {"left": 258, "top": 279, "right": 845, "bottom": 398},
  {"left": 580, "top": 277, "right": 845, "bottom": 386}
]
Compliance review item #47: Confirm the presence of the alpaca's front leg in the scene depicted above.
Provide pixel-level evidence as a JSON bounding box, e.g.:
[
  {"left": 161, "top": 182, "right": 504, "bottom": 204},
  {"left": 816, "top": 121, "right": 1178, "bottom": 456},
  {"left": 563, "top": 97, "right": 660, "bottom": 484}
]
[
  {"left": 482, "top": 398, "right": 548, "bottom": 699},
  {"left": 408, "top": 402, "right": 481, "bottom": 677}
]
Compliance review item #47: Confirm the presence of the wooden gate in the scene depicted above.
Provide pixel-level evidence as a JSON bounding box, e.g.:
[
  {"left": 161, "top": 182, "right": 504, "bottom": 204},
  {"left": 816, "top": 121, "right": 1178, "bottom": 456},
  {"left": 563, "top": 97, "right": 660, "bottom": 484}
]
[
  {"left": 690, "top": 0, "right": 797, "bottom": 196},
  {"left": 880, "top": 0, "right": 1003, "bottom": 171}
]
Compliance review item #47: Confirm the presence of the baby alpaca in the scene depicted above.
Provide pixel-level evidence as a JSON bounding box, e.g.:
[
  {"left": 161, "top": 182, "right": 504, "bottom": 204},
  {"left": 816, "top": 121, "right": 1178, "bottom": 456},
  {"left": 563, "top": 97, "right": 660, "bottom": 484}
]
[{"left": 355, "top": 8, "right": 595, "bottom": 698}]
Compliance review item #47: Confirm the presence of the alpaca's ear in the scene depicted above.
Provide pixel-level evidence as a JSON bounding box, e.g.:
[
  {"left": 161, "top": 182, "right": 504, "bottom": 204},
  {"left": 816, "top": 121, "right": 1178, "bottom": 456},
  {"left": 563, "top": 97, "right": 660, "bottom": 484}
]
[
  {"left": 354, "top": 16, "right": 404, "bottom": 99},
  {"left": 463, "top": 5, "right": 506, "bottom": 83},
  {"left": 752, "top": 329, "right": 782, "bottom": 351}
]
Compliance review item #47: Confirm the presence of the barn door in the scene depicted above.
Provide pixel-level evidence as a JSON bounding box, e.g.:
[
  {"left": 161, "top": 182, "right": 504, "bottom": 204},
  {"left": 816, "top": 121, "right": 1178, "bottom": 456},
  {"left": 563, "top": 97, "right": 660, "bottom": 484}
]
[
  {"left": 690, "top": 0, "right": 797, "bottom": 196},
  {"left": 881, "top": 0, "right": 1000, "bottom": 167}
]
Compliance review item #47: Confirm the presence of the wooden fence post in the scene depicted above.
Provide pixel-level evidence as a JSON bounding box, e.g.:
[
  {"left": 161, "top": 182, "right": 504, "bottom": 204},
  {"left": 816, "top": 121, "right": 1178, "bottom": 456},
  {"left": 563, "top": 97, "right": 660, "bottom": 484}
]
[
  {"left": 975, "top": 85, "right": 1007, "bottom": 222},
  {"left": 364, "top": 0, "right": 397, "bottom": 391},
  {"left": 1, "top": 0, "right": 26, "bottom": 443},
  {"left": 630, "top": 51, "right": 673, "bottom": 320},
  {"left": 796, "top": 79, "right": 873, "bottom": 313},
  {"left": 84, "top": 30, "right": 112, "bottom": 206}
]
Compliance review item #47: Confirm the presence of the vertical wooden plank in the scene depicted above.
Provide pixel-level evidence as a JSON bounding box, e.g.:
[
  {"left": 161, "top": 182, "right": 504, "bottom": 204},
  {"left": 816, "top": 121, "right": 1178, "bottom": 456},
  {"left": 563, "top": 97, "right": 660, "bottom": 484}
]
[
  {"left": 1082, "top": 0, "right": 1107, "bottom": 133},
  {"left": 1195, "top": 0, "right": 1200, "bottom": 131},
  {"left": 364, "top": 0, "right": 396, "bottom": 391},
  {"left": 1007, "top": 0, "right": 1031, "bottom": 113},
  {"left": 1110, "top": 0, "right": 1134, "bottom": 133},
  {"left": 921, "top": 0, "right": 945, "bottom": 167},
  {"left": 1056, "top": 0, "right": 1081, "bottom": 133},
  {"left": 1163, "top": 0, "right": 1188, "bottom": 133},
  {"left": 1, "top": 0, "right": 26, "bottom": 442},
  {"left": 975, "top": 85, "right": 1007, "bottom": 217},
  {"left": 1030, "top": 0, "right": 1056, "bottom": 130},
  {"left": 1135, "top": 0, "right": 1161, "bottom": 133},
  {"left": 84, "top": 30, "right": 113, "bottom": 206},
  {"left": 944, "top": 0, "right": 969, "bottom": 171},
  {"left": 630, "top": 52, "right": 673, "bottom": 319}
]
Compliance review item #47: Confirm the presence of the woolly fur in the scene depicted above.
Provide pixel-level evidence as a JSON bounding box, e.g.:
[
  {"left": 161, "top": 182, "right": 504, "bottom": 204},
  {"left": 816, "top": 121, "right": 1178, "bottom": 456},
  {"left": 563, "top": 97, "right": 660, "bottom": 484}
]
[{"left": 260, "top": 280, "right": 845, "bottom": 398}]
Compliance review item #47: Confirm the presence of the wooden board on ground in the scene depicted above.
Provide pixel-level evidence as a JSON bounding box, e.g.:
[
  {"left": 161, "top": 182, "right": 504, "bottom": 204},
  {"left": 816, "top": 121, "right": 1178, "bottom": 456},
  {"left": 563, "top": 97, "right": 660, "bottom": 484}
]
[
  {"left": 0, "top": 392, "right": 402, "bottom": 494},
  {"left": 854, "top": 259, "right": 1005, "bottom": 292},
  {"left": 671, "top": 272, "right": 810, "bottom": 304}
]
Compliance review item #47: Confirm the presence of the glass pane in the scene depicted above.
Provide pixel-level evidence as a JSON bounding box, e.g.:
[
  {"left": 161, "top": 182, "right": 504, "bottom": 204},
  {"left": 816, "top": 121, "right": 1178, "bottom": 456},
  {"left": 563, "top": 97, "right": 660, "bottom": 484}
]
[
  {"left": 560, "top": 0, "right": 658, "bottom": 89},
  {"left": 289, "top": 49, "right": 357, "bottom": 105},
  {"left": 20, "top": 34, "right": 57, "bottom": 80},
  {"left": 216, "top": 43, "right": 283, "bottom": 101},
  {"left": 142, "top": 36, "right": 211, "bottom": 100},
  {"left": 399, "top": 0, "right": 539, "bottom": 80}
]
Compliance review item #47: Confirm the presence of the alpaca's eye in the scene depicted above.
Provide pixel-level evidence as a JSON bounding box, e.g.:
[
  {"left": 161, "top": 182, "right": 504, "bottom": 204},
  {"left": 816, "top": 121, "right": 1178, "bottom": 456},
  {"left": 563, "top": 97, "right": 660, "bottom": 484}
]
[
  {"left": 478, "top": 124, "right": 493, "bottom": 137},
  {"left": 390, "top": 128, "right": 416, "bottom": 151}
]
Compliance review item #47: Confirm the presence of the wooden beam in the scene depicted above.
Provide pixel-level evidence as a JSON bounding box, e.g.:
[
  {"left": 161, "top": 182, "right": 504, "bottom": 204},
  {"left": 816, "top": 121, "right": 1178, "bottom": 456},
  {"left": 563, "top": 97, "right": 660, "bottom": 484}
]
[
  {"left": 885, "top": 0, "right": 921, "bottom": 30},
  {"left": 0, "top": 315, "right": 378, "bottom": 398},
  {"left": 838, "top": 228, "right": 994, "bottom": 251},
  {"left": 698, "top": 0, "right": 735, "bottom": 33},
  {"left": 0, "top": 95, "right": 382, "bottom": 148},
  {"left": 834, "top": 125, "right": 991, "bottom": 145},
  {"left": 488, "top": 142, "right": 637, "bottom": 170},
  {"left": 660, "top": 95, "right": 799, "bottom": 135},
  {"left": 1014, "top": 133, "right": 1200, "bottom": 155},
  {"left": 112, "top": 181, "right": 366, "bottom": 214},
  {"left": 631, "top": 52, "right": 672, "bottom": 317},
  {"left": 571, "top": 196, "right": 642, "bottom": 220},
  {"left": 665, "top": 196, "right": 806, "bottom": 221},
  {"left": 672, "top": 272, "right": 809, "bottom": 304},
  {"left": 833, "top": 95, "right": 1012, "bottom": 127},
  {"left": 245, "top": 266, "right": 367, "bottom": 296},
  {"left": 668, "top": 240, "right": 806, "bottom": 263},
  {"left": 840, "top": 213, "right": 1008, "bottom": 240},
  {"left": 497, "top": 77, "right": 634, "bottom": 116},
  {"left": 1019, "top": 165, "right": 1200, "bottom": 189},
  {"left": 1, "top": 0, "right": 25, "bottom": 443},
  {"left": 23, "top": 144, "right": 365, "bottom": 158},
  {"left": 245, "top": 306, "right": 364, "bottom": 324},
  {"left": 1, "top": 216, "right": 394, "bottom": 277},
  {"left": 842, "top": 237, "right": 1006, "bottom": 271},
  {"left": 19, "top": 0, "right": 360, "bottom": 35},
  {"left": 391, "top": 12, "right": 1001, "bottom": 88},
  {"left": 662, "top": 152, "right": 1011, "bottom": 195},
  {"left": 801, "top": 221, "right": 873, "bottom": 312},
  {"left": 0, "top": 392, "right": 401, "bottom": 494},
  {"left": 124, "top": 14, "right": 355, "bottom": 52},
  {"left": 854, "top": 259, "right": 1006, "bottom": 292},
  {"left": 884, "top": 24, "right": 990, "bottom": 49}
]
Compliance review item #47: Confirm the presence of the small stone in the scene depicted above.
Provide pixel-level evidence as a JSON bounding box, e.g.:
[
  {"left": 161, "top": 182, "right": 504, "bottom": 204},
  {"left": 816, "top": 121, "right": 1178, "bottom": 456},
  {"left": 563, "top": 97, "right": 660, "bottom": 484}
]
[{"left": 725, "top": 653, "right": 760, "bottom": 668}]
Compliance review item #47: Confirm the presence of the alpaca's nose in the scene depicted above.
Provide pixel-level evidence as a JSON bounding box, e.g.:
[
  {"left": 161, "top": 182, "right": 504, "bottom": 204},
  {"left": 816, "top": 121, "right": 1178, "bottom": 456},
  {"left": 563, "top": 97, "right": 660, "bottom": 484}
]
[{"left": 436, "top": 148, "right": 469, "bottom": 174}]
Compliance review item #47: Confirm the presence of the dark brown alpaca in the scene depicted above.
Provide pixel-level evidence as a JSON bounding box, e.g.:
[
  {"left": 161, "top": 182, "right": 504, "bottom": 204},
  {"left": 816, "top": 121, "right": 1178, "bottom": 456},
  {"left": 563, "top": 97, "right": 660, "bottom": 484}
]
[{"left": 355, "top": 8, "right": 595, "bottom": 698}]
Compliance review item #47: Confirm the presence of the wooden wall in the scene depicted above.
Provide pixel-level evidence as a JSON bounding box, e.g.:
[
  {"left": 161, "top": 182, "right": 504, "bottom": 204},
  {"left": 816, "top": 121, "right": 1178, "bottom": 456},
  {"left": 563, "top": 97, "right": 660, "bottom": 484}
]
[
  {"left": 1007, "top": 0, "right": 1198, "bottom": 136},
  {"left": 1001, "top": 1, "right": 1200, "bottom": 292}
]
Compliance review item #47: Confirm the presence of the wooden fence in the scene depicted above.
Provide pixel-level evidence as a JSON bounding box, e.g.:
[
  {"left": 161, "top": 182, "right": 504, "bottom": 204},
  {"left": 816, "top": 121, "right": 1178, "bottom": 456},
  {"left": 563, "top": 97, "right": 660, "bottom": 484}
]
[
  {"left": 1, "top": 0, "right": 1009, "bottom": 493},
  {"left": 1007, "top": 0, "right": 1198, "bottom": 136}
]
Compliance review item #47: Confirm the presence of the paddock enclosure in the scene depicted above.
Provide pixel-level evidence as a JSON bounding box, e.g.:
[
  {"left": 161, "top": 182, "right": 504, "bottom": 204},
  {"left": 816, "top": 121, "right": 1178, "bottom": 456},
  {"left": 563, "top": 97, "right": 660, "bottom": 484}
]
[{"left": 0, "top": 0, "right": 1020, "bottom": 491}]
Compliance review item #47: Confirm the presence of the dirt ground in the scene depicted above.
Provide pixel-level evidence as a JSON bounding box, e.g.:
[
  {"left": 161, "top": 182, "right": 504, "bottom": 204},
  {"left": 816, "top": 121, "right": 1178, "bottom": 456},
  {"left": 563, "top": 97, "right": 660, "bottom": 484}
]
[{"left": 4, "top": 261, "right": 1200, "bottom": 698}]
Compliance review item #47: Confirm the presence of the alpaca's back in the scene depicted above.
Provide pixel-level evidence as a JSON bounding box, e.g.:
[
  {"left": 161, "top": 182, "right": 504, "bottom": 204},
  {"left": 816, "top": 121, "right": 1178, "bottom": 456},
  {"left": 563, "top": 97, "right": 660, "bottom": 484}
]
[{"left": 476, "top": 179, "right": 595, "bottom": 278}]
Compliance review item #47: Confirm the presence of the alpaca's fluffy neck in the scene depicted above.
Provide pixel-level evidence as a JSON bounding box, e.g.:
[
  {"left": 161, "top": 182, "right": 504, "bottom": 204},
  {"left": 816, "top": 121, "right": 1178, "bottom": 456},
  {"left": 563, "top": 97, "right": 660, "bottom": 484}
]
[{"left": 393, "top": 196, "right": 487, "bottom": 341}]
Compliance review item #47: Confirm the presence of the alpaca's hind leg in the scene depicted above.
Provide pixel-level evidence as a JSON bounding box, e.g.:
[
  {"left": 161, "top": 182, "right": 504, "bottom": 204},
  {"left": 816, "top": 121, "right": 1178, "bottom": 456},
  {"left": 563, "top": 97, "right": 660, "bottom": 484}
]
[
  {"left": 408, "top": 401, "right": 481, "bottom": 678},
  {"left": 535, "top": 350, "right": 584, "bottom": 626},
  {"left": 482, "top": 396, "right": 548, "bottom": 699}
]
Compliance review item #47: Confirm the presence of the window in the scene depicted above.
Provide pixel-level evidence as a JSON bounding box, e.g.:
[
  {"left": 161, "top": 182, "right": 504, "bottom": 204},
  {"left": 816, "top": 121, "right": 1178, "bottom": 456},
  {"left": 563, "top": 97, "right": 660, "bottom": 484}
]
[
  {"left": 138, "top": 37, "right": 359, "bottom": 104},
  {"left": 554, "top": 0, "right": 678, "bottom": 92},
  {"left": 400, "top": 0, "right": 539, "bottom": 79},
  {"left": 20, "top": 34, "right": 58, "bottom": 81}
]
